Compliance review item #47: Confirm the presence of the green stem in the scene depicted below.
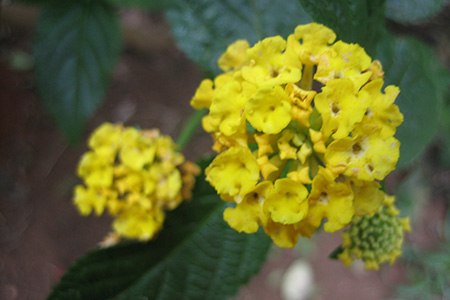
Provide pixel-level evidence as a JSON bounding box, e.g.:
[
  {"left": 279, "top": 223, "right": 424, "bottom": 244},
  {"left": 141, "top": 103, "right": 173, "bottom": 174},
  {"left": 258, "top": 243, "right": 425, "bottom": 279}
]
[
  {"left": 280, "top": 159, "right": 293, "bottom": 178},
  {"left": 312, "top": 151, "right": 326, "bottom": 168},
  {"left": 299, "top": 64, "right": 313, "bottom": 90},
  {"left": 176, "top": 109, "right": 207, "bottom": 151}
]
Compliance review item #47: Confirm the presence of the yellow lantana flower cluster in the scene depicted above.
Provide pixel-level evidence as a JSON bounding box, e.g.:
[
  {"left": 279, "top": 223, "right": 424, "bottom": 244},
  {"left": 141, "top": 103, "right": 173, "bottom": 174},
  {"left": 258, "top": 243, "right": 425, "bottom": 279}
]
[
  {"left": 73, "top": 123, "right": 199, "bottom": 241},
  {"left": 339, "top": 195, "right": 410, "bottom": 270},
  {"left": 191, "top": 23, "right": 404, "bottom": 248}
]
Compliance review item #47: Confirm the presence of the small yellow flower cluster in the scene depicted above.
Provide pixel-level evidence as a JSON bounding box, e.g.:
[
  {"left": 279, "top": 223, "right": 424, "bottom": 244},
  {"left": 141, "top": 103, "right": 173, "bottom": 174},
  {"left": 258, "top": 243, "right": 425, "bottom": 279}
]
[
  {"left": 338, "top": 195, "right": 410, "bottom": 270},
  {"left": 191, "top": 23, "right": 404, "bottom": 248},
  {"left": 73, "top": 123, "right": 199, "bottom": 241}
]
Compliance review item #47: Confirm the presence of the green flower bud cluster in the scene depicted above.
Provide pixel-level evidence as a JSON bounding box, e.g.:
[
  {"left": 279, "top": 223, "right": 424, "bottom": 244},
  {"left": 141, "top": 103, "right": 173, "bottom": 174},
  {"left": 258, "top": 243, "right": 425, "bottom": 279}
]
[{"left": 339, "top": 195, "right": 410, "bottom": 270}]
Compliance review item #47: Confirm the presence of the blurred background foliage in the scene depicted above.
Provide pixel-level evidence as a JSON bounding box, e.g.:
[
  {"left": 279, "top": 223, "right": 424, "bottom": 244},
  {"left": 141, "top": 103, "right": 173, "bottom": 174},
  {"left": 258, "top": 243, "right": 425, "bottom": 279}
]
[{"left": 3, "top": 0, "right": 450, "bottom": 299}]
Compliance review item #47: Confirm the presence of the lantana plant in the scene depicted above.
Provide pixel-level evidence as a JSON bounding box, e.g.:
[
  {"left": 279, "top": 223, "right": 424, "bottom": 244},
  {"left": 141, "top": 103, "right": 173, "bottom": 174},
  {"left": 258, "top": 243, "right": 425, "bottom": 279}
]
[
  {"left": 39, "top": 0, "right": 449, "bottom": 299},
  {"left": 69, "top": 21, "right": 408, "bottom": 291}
]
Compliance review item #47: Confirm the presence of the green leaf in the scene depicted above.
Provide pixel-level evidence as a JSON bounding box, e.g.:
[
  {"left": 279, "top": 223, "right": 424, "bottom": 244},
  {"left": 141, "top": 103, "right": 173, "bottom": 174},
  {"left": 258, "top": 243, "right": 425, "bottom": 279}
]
[
  {"left": 33, "top": 1, "right": 121, "bottom": 143},
  {"left": 328, "top": 245, "right": 344, "bottom": 260},
  {"left": 394, "top": 167, "right": 428, "bottom": 221},
  {"left": 396, "top": 243, "right": 450, "bottom": 299},
  {"left": 297, "top": 0, "right": 385, "bottom": 52},
  {"left": 165, "top": 0, "right": 311, "bottom": 74},
  {"left": 48, "top": 160, "right": 272, "bottom": 299},
  {"left": 385, "top": 0, "right": 447, "bottom": 23},
  {"left": 106, "top": 0, "right": 174, "bottom": 10},
  {"left": 375, "top": 35, "right": 450, "bottom": 168},
  {"left": 16, "top": 0, "right": 54, "bottom": 4},
  {"left": 445, "top": 211, "right": 450, "bottom": 241}
]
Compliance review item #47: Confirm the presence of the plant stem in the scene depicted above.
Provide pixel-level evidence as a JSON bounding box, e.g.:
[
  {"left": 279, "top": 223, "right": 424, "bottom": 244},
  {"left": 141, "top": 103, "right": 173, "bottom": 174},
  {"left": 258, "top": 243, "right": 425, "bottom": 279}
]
[
  {"left": 280, "top": 159, "right": 293, "bottom": 178},
  {"left": 299, "top": 64, "right": 313, "bottom": 91},
  {"left": 176, "top": 109, "right": 207, "bottom": 151}
]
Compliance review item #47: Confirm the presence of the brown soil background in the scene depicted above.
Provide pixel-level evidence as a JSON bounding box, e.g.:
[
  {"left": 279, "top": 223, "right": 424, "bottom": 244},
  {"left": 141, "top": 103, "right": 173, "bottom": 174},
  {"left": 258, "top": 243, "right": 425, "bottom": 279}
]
[{"left": 1, "top": 5, "right": 449, "bottom": 300}]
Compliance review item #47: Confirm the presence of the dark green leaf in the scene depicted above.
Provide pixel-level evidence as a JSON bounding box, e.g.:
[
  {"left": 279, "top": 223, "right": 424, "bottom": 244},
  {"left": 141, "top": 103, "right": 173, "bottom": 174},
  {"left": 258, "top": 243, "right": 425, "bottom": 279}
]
[
  {"left": 33, "top": 2, "right": 121, "bottom": 143},
  {"left": 438, "top": 90, "right": 450, "bottom": 166},
  {"left": 106, "top": 0, "right": 174, "bottom": 10},
  {"left": 375, "top": 35, "right": 450, "bottom": 168},
  {"left": 396, "top": 243, "right": 450, "bottom": 299},
  {"left": 49, "top": 160, "right": 272, "bottom": 300},
  {"left": 385, "top": 0, "right": 447, "bottom": 23},
  {"left": 328, "top": 245, "right": 344, "bottom": 260},
  {"left": 16, "top": 0, "right": 55, "bottom": 4},
  {"left": 165, "top": 0, "right": 311, "bottom": 74},
  {"left": 297, "top": 0, "right": 385, "bottom": 53},
  {"left": 394, "top": 167, "right": 428, "bottom": 219},
  {"left": 445, "top": 211, "right": 450, "bottom": 241}
]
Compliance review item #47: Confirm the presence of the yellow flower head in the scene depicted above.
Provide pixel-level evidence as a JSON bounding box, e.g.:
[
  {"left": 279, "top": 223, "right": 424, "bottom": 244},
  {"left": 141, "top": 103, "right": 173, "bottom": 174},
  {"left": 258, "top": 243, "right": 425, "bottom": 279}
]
[
  {"left": 73, "top": 123, "right": 199, "bottom": 242},
  {"left": 191, "top": 23, "right": 404, "bottom": 249},
  {"left": 338, "top": 195, "right": 410, "bottom": 270}
]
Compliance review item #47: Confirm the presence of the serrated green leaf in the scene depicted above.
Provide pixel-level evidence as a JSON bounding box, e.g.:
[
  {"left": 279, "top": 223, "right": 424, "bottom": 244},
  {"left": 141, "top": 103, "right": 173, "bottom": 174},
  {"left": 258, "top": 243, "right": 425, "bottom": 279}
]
[
  {"left": 165, "top": 0, "right": 311, "bottom": 74},
  {"left": 34, "top": 2, "right": 121, "bottom": 143},
  {"left": 106, "top": 0, "right": 174, "bottom": 10},
  {"left": 48, "top": 160, "right": 272, "bottom": 300},
  {"left": 297, "top": 0, "right": 385, "bottom": 53},
  {"left": 375, "top": 35, "right": 450, "bottom": 168},
  {"left": 385, "top": 0, "right": 448, "bottom": 23}
]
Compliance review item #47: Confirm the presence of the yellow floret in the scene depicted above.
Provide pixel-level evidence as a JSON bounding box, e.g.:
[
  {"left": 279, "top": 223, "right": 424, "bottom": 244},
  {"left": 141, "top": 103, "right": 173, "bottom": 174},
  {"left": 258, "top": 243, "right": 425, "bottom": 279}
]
[
  {"left": 307, "top": 168, "right": 354, "bottom": 232},
  {"left": 223, "top": 181, "right": 271, "bottom": 233},
  {"left": 190, "top": 79, "right": 214, "bottom": 109},
  {"left": 113, "top": 205, "right": 164, "bottom": 241},
  {"left": 264, "top": 178, "right": 308, "bottom": 224},
  {"left": 315, "top": 78, "right": 367, "bottom": 139},
  {"left": 358, "top": 79, "right": 403, "bottom": 138},
  {"left": 351, "top": 179, "right": 384, "bottom": 216},
  {"left": 292, "top": 23, "right": 336, "bottom": 64},
  {"left": 315, "top": 41, "right": 372, "bottom": 88},
  {"left": 246, "top": 86, "right": 292, "bottom": 134},
  {"left": 77, "top": 152, "right": 114, "bottom": 188},
  {"left": 205, "top": 147, "right": 260, "bottom": 198},
  {"left": 263, "top": 219, "right": 302, "bottom": 248},
  {"left": 73, "top": 185, "right": 108, "bottom": 216},
  {"left": 325, "top": 131, "right": 400, "bottom": 181},
  {"left": 205, "top": 80, "right": 252, "bottom": 136},
  {"left": 88, "top": 122, "right": 122, "bottom": 161},
  {"left": 218, "top": 39, "right": 250, "bottom": 71}
]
